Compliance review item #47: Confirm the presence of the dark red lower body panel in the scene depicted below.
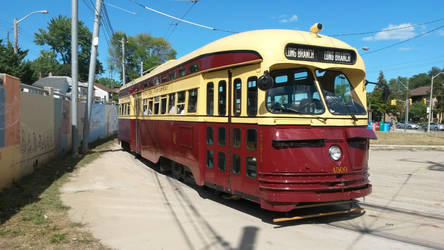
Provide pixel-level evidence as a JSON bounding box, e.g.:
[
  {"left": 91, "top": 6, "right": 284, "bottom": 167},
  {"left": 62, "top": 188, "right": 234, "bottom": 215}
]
[{"left": 118, "top": 118, "right": 373, "bottom": 212}]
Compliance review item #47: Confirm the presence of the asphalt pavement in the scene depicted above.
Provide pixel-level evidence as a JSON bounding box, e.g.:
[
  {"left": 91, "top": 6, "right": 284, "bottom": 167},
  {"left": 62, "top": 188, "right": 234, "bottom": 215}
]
[{"left": 60, "top": 141, "right": 444, "bottom": 250}]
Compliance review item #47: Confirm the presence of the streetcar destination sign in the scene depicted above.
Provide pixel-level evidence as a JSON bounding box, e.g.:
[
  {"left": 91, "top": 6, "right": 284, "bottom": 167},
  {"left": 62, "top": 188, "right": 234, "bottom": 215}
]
[{"left": 285, "top": 44, "right": 356, "bottom": 64}]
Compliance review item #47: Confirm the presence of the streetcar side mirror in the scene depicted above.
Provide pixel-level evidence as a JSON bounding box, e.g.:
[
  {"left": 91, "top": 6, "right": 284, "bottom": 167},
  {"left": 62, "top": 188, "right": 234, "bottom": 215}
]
[{"left": 258, "top": 71, "right": 274, "bottom": 91}]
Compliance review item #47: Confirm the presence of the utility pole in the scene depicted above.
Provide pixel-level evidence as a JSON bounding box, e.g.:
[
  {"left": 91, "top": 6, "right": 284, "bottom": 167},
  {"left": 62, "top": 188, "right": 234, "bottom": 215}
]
[
  {"left": 427, "top": 72, "right": 444, "bottom": 132},
  {"left": 121, "top": 37, "right": 126, "bottom": 85},
  {"left": 82, "top": 0, "right": 103, "bottom": 153},
  {"left": 71, "top": 0, "right": 79, "bottom": 155},
  {"left": 13, "top": 18, "right": 18, "bottom": 54},
  {"left": 140, "top": 61, "right": 143, "bottom": 76},
  {"left": 404, "top": 79, "right": 409, "bottom": 133}
]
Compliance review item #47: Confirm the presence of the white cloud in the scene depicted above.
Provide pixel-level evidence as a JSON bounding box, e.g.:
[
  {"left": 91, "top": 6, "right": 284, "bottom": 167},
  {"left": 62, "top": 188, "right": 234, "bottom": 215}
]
[
  {"left": 279, "top": 14, "right": 298, "bottom": 23},
  {"left": 438, "top": 30, "right": 444, "bottom": 36},
  {"left": 398, "top": 47, "right": 412, "bottom": 51},
  {"left": 362, "top": 23, "right": 416, "bottom": 41}
]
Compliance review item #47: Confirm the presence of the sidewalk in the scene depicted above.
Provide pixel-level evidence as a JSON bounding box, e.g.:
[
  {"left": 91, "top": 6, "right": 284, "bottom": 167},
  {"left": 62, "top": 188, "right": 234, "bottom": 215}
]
[{"left": 371, "top": 144, "right": 444, "bottom": 150}]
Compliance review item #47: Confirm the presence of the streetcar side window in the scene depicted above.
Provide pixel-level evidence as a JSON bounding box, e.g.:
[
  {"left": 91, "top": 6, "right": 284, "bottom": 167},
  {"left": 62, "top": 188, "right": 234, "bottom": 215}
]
[
  {"left": 247, "top": 76, "right": 258, "bottom": 116},
  {"left": 233, "top": 78, "right": 241, "bottom": 116},
  {"left": 161, "top": 96, "right": 167, "bottom": 114},
  {"left": 206, "top": 127, "right": 213, "bottom": 145},
  {"left": 218, "top": 127, "right": 226, "bottom": 146},
  {"left": 207, "top": 82, "right": 214, "bottom": 115},
  {"left": 217, "top": 152, "right": 226, "bottom": 172},
  {"left": 168, "top": 93, "right": 176, "bottom": 114},
  {"left": 189, "top": 63, "right": 199, "bottom": 74},
  {"left": 142, "top": 99, "right": 148, "bottom": 115},
  {"left": 177, "top": 91, "right": 186, "bottom": 114},
  {"left": 246, "top": 129, "right": 257, "bottom": 151},
  {"left": 218, "top": 80, "right": 226, "bottom": 116},
  {"left": 188, "top": 88, "right": 198, "bottom": 113},
  {"left": 161, "top": 75, "right": 168, "bottom": 83},
  {"left": 233, "top": 128, "right": 241, "bottom": 148},
  {"left": 206, "top": 150, "right": 213, "bottom": 168},
  {"left": 148, "top": 99, "right": 153, "bottom": 115},
  {"left": 179, "top": 68, "right": 186, "bottom": 77},
  {"left": 246, "top": 156, "right": 257, "bottom": 178},
  {"left": 154, "top": 96, "right": 160, "bottom": 115},
  {"left": 232, "top": 154, "right": 241, "bottom": 175},
  {"left": 169, "top": 71, "right": 176, "bottom": 81}
]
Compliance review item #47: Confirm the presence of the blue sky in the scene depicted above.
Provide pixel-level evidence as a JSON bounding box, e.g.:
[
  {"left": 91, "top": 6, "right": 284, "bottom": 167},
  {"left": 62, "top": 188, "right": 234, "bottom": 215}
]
[{"left": 2, "top": 0, "right": 444, "bottom": 91}]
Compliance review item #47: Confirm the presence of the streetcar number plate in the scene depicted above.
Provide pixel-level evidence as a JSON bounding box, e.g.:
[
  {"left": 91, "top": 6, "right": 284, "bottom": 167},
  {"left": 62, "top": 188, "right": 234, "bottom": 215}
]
[{"left": 332, "top": 166, "right": 348, "bottom": 174}]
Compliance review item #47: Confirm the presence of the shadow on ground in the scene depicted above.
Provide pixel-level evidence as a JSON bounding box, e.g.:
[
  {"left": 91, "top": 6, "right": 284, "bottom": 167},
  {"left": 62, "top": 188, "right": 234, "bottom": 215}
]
[
  {"left": 0, "top": 137, "right": 115, "bottom": 224},
  {"left": 135, "top": 154, "right": 364, "bottom": 228}
]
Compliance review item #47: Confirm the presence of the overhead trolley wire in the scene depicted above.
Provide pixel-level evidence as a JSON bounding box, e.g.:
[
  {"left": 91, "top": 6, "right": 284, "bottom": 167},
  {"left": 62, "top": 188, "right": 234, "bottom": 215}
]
[
  {"left": 166, "top": 0, "right": 198, "bottom": 40},
  {"left": 129, "top": 0, "right": 237, "bottom": 34},
  {"left": 329, "top": 18, "right": 444, "bottom": 37},
  {"left": 361, "top": 24, "right": 444, "bottom": 55}
]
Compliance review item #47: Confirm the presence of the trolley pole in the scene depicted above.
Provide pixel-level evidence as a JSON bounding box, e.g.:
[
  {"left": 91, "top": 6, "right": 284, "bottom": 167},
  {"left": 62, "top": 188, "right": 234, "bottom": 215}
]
[
  {"left": 82, "top": 0, "right": 103, "bottom": 153},
  {"left": 71, "top": 0, "right": 79, "bottom": 155},
  {"left": 121, "top": 37, "right": 126, "bottom": 85}
]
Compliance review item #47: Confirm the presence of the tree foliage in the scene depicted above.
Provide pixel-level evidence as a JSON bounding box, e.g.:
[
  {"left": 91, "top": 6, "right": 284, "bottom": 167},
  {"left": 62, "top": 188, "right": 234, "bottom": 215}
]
[
  {"left": 0, "top": 40, "right": 36, "bottom": 84},
  {"left": 108, "top": 32, "right": 177, "bottom": 83},
  {"left": 97, "top": 77, "right": 119, "bottom": 89},
  {"left": 34, "top": 15, "right": 103, "bottom": 81}
]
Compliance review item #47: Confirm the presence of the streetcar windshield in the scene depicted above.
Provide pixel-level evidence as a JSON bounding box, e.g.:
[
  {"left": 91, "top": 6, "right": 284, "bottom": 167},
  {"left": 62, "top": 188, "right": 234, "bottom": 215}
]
[
  {"left": 267, "top": 68, "right": 324, "bottom": 114},
  {"left": 315, "top": 69, "right": 366, "bottom": 115}
]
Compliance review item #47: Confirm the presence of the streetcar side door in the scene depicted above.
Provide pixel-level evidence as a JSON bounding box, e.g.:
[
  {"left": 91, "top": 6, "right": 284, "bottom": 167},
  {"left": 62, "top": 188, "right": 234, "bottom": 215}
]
[
  {"left": 228, "top": 65, "right": 260, "bottom": 200},
  {"left": 202, "top": 70, "right": 230, "bottom": 192}
]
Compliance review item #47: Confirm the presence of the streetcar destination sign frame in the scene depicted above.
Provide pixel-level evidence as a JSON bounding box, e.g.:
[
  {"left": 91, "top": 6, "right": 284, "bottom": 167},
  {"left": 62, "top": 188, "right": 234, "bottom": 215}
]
[{"left": 284, "top": 44, "right": 357, "bottom": 65}]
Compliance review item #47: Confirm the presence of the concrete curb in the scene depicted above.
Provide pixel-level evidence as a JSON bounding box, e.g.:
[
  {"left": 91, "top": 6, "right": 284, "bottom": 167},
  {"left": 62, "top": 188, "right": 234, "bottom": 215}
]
[{"left": 370, "top": 144, "right": 444, "bottom": 150}]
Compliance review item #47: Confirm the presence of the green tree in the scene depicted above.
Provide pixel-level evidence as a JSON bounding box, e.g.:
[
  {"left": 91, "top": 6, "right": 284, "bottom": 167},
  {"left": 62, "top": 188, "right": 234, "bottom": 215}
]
[
  {"left": 108, "top": 32, "right": 176, "bottom": 83},
  {"left": 97, "top": 77, "right": 119, "bottom": 89},
  {"left": 0, "top": 40, "right": 36, "bottom": 84},
  {"left": 34, "top": 15, "right": 103, "bottom": 81},
  {"left": 409, "top": 102, "right": 427, "bottom": 123},
  {"left": 31, "top": 50, "right": 61, "bottom": 78}
]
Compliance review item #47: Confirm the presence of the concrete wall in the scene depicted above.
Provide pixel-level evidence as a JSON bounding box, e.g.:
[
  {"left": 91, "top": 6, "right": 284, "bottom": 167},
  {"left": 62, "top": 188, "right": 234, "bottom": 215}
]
[{"left": 0, "top": 74, "right": 118, "bottom": 191}]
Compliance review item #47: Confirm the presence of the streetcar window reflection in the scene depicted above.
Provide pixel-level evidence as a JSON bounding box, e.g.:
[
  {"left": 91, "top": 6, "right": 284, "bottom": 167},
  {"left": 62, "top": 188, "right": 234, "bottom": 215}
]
[
  {"left": 207, "top": 82, "right": 214, "bottom": 115},
  {"left": 234, "top": 78, "right": 241, "bottom": 116},
  {"left": 246, "top": 156, "right": 257, "bottom": 178},
  {"left": 233, "top": 128, "right": 241, "bottom": 148},
  {"left": 168, "top": 93, "right": 175, "bottom": 114},
  {"left": 206, "top": 150, "right": 213, "bottom": 168},
  {"left": 247, "top": 76, "right": 257, "bottom": 116},
  {"left": 218, "top": 127, "right": 226, "bottom": 146},
  {"left": 177, "top": 91, "right": 186, "bottom": 114},
  {"left": 246, "top": 129, "right": 257, "bottom": 151},
  {"left": 217, "top": 152, "right": 226, "bottom": 171},
  {"left": 206, "top": 127, "right": 213, "bottom": 145},
  {"left": 232, "top": 154, "right": 241, "bottom": 174},
  {"left": 161, "top": 97, "right": 167, "bottom": 114},
  {"left": 218, "top": 80, "right": 226, "bottom": 116},
  {"left": 188, "top": 88, "right": 198, "bottom": 113}
]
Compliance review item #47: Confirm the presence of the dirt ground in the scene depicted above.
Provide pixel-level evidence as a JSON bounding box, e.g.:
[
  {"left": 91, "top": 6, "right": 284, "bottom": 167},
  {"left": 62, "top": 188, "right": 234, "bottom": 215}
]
[{"left": 60, "top": 141, "right": 444, "bottom": 250}]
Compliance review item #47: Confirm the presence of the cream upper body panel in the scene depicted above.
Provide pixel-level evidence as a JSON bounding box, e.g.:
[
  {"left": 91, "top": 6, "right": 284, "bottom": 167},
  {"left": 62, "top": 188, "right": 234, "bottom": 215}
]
[{"left": 120, "top": 29, "right": 365, "bottom": 91}]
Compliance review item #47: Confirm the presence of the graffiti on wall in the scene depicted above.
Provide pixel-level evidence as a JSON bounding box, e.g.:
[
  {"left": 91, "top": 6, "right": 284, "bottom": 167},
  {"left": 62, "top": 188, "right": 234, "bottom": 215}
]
[{"left": 20, "top": 126, "right": 55, "bottom": 156}]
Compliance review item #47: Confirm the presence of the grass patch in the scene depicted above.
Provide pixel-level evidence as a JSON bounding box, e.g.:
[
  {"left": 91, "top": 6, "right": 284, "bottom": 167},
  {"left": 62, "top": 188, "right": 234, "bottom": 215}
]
[
  {"left": 0, "top": 138, "right": 116, "bottom": 249},
  {"left": 372, "top": 131, "right": 444, "bottom": 145}
]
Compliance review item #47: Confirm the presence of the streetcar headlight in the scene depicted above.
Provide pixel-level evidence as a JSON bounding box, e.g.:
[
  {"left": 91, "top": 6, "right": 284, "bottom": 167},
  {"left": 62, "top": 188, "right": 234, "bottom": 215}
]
[{"left": 329, "top": 145, "right": 342, "bottom": 161}]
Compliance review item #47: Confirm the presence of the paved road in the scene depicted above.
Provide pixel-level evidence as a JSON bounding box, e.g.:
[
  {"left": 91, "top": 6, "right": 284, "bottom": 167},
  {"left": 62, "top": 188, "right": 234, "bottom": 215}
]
[{"left": 61, "top": 142, "right": 444, "bottom": 250}]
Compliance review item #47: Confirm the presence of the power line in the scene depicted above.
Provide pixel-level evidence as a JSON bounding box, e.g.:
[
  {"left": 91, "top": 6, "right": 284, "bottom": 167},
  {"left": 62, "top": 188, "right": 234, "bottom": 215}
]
[
  {"left": 362, "top": 24, "right": 444, "bottom": 56},
  {"left": 129, "top": 0, "right": 237, "bottom": 34},
  {"left": 166, "top": 1, "right": 198, "bottom": 40},
  {"left": 329, "top": 18, "right": 444, "bottom": 37}
]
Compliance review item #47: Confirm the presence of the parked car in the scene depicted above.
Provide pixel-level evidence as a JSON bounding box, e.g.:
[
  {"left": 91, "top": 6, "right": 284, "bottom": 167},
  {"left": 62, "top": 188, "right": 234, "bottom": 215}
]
[
  {"left": 396, "top": 122, "right": 419, "bottom": 129},
  {"left": 429, "top": 123, "right": 444, "bottom": 131}
]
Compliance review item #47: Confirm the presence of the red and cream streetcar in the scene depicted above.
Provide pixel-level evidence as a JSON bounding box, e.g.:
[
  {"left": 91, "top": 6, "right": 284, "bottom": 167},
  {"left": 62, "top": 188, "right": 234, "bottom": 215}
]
[{"left": 118, "top": 23, "right": 376, "bottom": 220}]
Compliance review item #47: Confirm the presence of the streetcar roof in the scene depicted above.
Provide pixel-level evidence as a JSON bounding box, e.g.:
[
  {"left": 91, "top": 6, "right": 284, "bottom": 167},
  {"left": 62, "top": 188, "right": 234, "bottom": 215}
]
[{"left": 122, "top": 29, "right": 363, "bottom": 90}]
